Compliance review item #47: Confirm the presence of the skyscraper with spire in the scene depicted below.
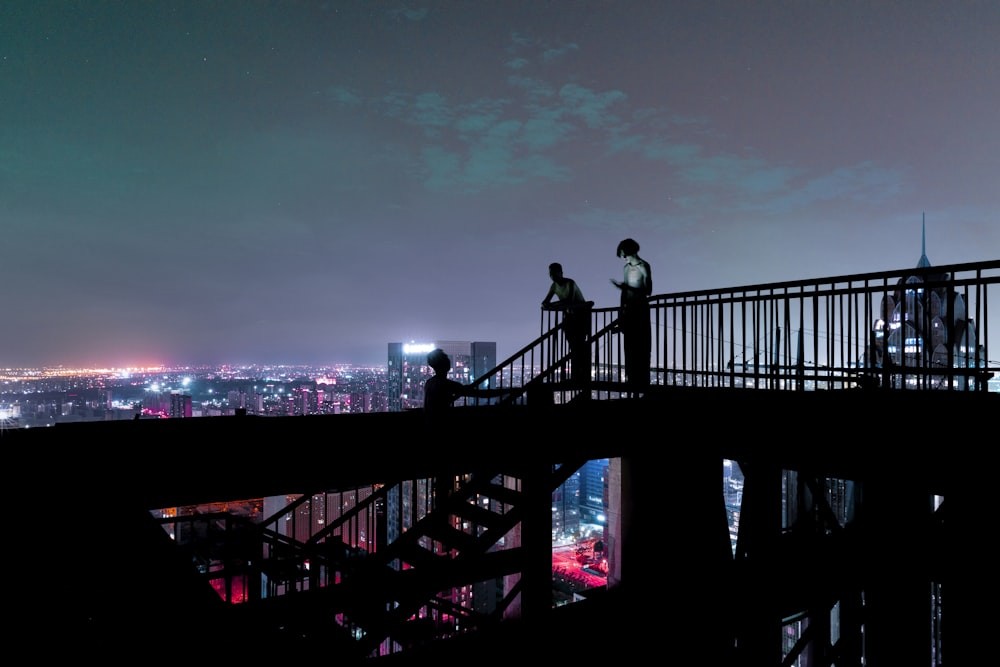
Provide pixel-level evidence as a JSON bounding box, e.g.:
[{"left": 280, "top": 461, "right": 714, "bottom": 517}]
[{"left": 864, "top": 215, "right": 986, "bottom": 389}]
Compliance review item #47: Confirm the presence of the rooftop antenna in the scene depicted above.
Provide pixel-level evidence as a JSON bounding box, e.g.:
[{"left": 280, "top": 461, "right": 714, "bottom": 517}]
[{"left": 916, "top": 212, "right": 931, "bottom": 268}]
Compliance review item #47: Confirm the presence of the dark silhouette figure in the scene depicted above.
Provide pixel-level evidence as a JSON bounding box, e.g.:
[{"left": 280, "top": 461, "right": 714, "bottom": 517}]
[
  {"left": 610, "top": 238, "right": 652, "bottom": 392},
  {"left": 541, "top": 262, "right": 593, "bottom": 388},
  {"left": 424, "top": 348, "right": 507, "bottom": 417}
]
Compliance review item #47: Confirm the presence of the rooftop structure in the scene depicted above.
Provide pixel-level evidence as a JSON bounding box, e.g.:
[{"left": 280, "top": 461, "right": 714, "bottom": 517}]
[{"left": 13, "top": 257, "right": 998, "bottom": 664}]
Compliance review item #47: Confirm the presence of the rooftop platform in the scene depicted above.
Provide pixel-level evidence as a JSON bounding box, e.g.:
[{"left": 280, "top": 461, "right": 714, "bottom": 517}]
[{"left": 12, "top": 385, "right": 990, "bottom": 664}]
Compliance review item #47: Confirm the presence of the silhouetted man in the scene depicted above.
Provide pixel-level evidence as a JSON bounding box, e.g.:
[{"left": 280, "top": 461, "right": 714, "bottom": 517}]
[
  {"left": 610, "top": 238, "right": 652, "bottom": 393},
  {"left": 542, "top": 263, "right": 592, "bottom": 389}
]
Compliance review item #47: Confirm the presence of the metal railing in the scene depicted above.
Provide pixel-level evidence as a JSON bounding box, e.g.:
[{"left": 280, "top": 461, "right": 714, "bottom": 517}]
[
  {"left": 149, "top": 461, "right": 592, "bottom": 659},
  {"left": 466, "top": 259, "right": 999, "bottom": 401},
  {"left": 648, "top": 259, "right": 997, "bottom": 392}
]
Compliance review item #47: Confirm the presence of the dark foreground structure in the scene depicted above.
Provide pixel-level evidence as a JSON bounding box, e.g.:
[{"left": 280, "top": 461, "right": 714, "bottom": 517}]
[
  {"left": 12, "top": 386, "right": 989, "bottom": 665},
  {"left": 13, "top": 257, "right": 997, "bottom": 664}
]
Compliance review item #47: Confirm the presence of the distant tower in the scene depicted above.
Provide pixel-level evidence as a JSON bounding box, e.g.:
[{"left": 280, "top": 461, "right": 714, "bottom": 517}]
[
  {"left": 864, "top": 215, "right": 986, "bottom": 389},
  {"left": 169, "top": 392, "right": 193, "bottom": 418}
]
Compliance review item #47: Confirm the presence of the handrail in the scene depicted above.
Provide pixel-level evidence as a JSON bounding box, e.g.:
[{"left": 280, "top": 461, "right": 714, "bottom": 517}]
[
  {"left": 463, "top": 304, "right": 629, "bottom": 406},
  {"left": 646, "top": 259, "right": 998, "bottom": 392},
  {"left": 468, "top": 259, "right": 999, "bottom": 400},
  {"left": 459, "top": 320, "right": 569, "bottom": 406}
]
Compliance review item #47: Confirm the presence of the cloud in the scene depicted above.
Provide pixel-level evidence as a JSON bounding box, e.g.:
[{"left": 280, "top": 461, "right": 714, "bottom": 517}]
[
  {"left": 387, "top": 7, "right": 429, "bottom": 22},
  {"left": 558, "top": 84, "right": 626, "bottom": 129},
  {"left": 315, "top": 29, "right": 911, "bottom": 224},
  {"left": 542, "top": 43, "right": 579, "bottom": 62},
  {"left": 506, "top": 74, "right": 556, "bottom": 99},
  {"left": 327, "top": 86, "right": 362, "bottom": 106},
  {"left": 520, "top": 111, "right": 572, "bottom": 151},
  {"left": 769, "top": 163, "right": 908, "bottom": 211},
  {"left": 412, "top": 93, "right": 454, "bottom": 135}
]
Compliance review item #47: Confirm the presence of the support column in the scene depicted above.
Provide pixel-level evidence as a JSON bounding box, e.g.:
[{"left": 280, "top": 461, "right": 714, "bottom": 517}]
[
  {"left": 520, "top": 461, "right": 553, "bottom": 622},
  {"left": 732, "top": 461, "right": 783, "bottom": 665},
  {"left": 862, "top": 481, "right": 933, "bottom": 666},
  {"left": 502, "top": 465, "right": 551, "bottom": 625}
]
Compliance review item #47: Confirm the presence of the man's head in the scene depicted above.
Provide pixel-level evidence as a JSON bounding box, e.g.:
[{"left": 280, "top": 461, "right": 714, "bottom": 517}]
[
  {"left": 427, "top": 348, "right": 451, "bottom": 374},
  {"left": 549, "top": 262, "right": 563, "bottom": 279},
  {"left": 617, "top": 238, "right": 640, "bottom": 258}
]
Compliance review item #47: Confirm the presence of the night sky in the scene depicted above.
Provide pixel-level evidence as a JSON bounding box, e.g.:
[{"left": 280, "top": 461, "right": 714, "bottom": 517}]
[{"left": 3, "top": 1, "right": 998, "bottom": 369}]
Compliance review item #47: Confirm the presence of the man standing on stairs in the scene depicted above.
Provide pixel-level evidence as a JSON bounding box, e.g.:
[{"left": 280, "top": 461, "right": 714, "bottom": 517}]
[
  {"left": 610, "top": 238, "right": 652, "bottom": 394},
  {"left": 541, "top": 262, "right": 593, "bottom": 390}
]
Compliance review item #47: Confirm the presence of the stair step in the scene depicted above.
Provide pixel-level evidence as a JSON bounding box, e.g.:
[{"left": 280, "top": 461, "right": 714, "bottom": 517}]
[
  {"left": 423, "top": 522, "right": 481, "bottom": 555},
  {"left": 450, "top": 499, "right": 508, "bottom": 531},
  {"left": 469, "top": 481, "right": 522, "bottom": 508},
  {"left": 395, "top": 542, "right": 445, "bottom": 569}
]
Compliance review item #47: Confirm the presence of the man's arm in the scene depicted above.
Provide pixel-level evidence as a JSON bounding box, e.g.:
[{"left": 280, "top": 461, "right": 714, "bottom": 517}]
[
  {"left": 458, "top": 382, "right": 511, "bottom": 399},
  {"left": 448, "top": 379, "right": 473, "bottom": 397},
  {"left": 541, "top": 283, "right": 557, "bottom": 308}
]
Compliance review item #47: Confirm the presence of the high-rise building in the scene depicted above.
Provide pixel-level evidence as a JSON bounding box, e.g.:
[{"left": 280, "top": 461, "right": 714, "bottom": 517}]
[
  {"left": 169, "top": 392, "right": 192, "bottom": 418},
  {"left": 387, "top": 341, "right": 497, "bottom": 412},
  {"left": 227, "top": 389, "right": 247, "bottom": 410},
  {"left": 552, "top": 471, "right": 580, "bottom": 539},
  {"left": 292, "top": 386, "right": 311, "bottom": 416},
  {"left": 578, "top": 458, "right": 609, "bottom": 526},
  {"left": 864, "top": 218, "right": 987, "bottom": 389},
  {"left": 350, "top": 390, "right": 373, "bottom": 413}
]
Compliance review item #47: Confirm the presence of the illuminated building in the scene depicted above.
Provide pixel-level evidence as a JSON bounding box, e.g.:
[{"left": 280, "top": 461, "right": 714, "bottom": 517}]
[
  {"left": 169, "top": 392, "right": 193, "bottom": 418},
  {"left": 552, "top": 470, "right": 580, "bottom": 539},
  {"left": 578, "top": 458, "right": 609, "bottom": 526},
  {"left": 386, "top": 341, "right": 497, "bottom": 412},
  {"left": 864, "top": 218, "right": 987, "bottom": 389}
]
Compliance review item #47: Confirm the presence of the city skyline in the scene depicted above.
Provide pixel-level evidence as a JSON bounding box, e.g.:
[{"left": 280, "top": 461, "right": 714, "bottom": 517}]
[{"left": 3, "top": 2, "right": 998, "bottom": 369}]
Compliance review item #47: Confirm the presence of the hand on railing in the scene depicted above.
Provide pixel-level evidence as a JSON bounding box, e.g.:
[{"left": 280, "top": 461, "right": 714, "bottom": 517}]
[{"left": 542, "top": 300, "right": 594, "bottom": 312}]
